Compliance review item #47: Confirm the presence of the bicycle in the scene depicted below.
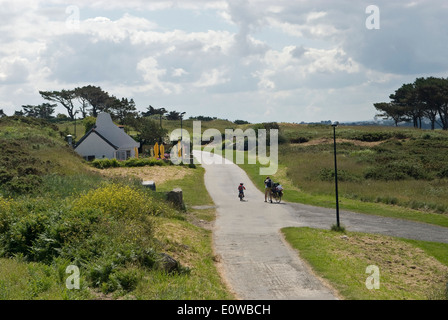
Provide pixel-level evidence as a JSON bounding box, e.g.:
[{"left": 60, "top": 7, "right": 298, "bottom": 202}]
[
  {"left": 271, "top": 189, "right": 283, "bottom": 203},
  {"left": 238, "top": 183, "right": 246, "bottom": 201},
  {"left": 270, "top": 183, "right": 283, "bottom": 203}
]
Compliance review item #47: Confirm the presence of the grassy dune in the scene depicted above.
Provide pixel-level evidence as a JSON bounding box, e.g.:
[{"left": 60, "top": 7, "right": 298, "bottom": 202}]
[{"left": 0, "top": 116, "right": 233, "bottom": 300}]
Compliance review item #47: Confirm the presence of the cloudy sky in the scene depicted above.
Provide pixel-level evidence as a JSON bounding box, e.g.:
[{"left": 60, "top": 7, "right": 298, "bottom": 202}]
[{"left": 1, "top": 0, "right": 448, "bottom": 123}]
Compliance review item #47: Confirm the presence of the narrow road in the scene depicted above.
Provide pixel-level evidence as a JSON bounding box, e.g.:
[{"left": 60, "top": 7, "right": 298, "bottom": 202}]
[
  {"left": 193, "top": 150, "right": 337, "bottom": 300},
  {"left": 283, "top": 202, "right": 448, "bottom": 244},
  {"left": 193, "top": 150, "right": 448, "bottom": 300}
]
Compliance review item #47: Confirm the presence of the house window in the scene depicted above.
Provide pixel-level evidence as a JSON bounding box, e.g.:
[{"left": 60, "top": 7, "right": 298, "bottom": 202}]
[
  {"left": 116, "top": 150, "right": 131, "bottom": 160},
  {"left": 116, "top": 151, "right": 125, "bottom": 160}
]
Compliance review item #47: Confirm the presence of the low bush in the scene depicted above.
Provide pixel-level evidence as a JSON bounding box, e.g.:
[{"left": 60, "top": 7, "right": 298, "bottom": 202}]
[
  {"left": 72, "top": 183, "right": 173, "bottom": 218},
  {"left": 393, "top": 132, "right": 408, "bottom": 140},
  {"left": 91, "top": 158, "right": 120, "bottom": 169},
  {"left": 91, "top": 157, "right": 166, "bottom": 169},
  {"left": 289, "top": 137, "right": 309, "bottom": 144},
  {"left": 364, "top": 160, "right": 431, "bottom": 181},
  {"left": 0, "top": 181, "right": 184, "bottom": 294},
  {"left": 437, "top": 167, "right": 448, "bottom": 179},
  {"left": 375, "top": 196, "right": 399, "bottom": 205},
  {"left": 352, "top": 132, "right": 393, "bottom": 142},
  {"left": 4, "top": 175, "right": 43, "bottom": 194},
  {"left": 330, "top": 224, "right": 346, "bottom": 232},
  {"left": 319, "top": 168, "right": 362, "bottom": 182}
]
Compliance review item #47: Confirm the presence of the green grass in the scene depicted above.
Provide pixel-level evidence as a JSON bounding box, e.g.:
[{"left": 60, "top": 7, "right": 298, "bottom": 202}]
[
  {"left": 56, "top": 119, "right": 86, "bottom": 141},
  {"left": 282, "top": 227, "right": 448, "bottom": 300},
  {"left": 401, "top": 239, "right": 448, "bottom": 267},
  {"left": 137, "top": 163, "right": 232, "bottom": 299},
  {"left": 134, "top": 217, "right": 232, "bottom": 299},
  {"left": 231, "top": 148, "right": 448, "bottom": 228},
  {"left": 161, "top": 118, "right": 239, "bottom": 138},
  {"left": 0, "top": 116, "right": 92, "bottom": 196},
  {"left": 278, "top": 124, "right": 448, "bottom": 216},
  {"left": 216, "top": 126, "right": 448, "bottom": 228},
  {"left": 157, "top": 165, "right": 214, "bottom": 208},
  {"left": 133, "top": 164, "right": 232, "bottom": 299},
  {"left": 0, "top": 169, "right": 232, "bottom": 300},
  {"left": 0, "top": 258, "right": 93, "bottom": 300},
  {"left": 4, "top": 116, "right": 448, "bottom": 300},
  {"left": 0, "top": 116, "right": 233, "bottom": 300}
]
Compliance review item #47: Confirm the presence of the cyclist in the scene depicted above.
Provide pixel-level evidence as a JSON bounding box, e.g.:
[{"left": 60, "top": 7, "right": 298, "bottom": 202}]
[{"left": 238, "top": 183, "right": 246, "bottom": 200}]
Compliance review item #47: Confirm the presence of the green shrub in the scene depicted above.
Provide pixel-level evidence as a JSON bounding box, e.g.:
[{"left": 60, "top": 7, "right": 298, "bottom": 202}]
[
  {"left": 353, "top": 132, "right": 392, "bottom": 142},
  {"left": 0, "top": 169, "right": 14, "bottom": 184},
  {"left": 109, "top": 268, "right": 141, "bottom": 292},
  {"left": 330, "top": 224, "right": 346, "bottom": 232},
  {"left": 364, "top": 161, "right": 431, "bottom": 181},
  {"left": 91, "top": 158, "right": 121, "bottom": 169},
  {"left": 0, "top": 197, "right": 101, "bottom": 263},
  {"left": 86, "top": 244, "right": 157, "bottom": 293},
  {"left": 437, "top": 167, "right": 448, "bottom": 179},
  {"left": 72, "top": 182, "right": 172, "bottom": 218},
  {"left": 0, "top": 181, "right": 185, "bottom": 294},
  {"left": 39, "top": 174, "right": 106, "bottom": 198},
  {"left": 375, "top": 196, "right": 399, "bottom": 205},
  {"left": 91, "top": 157, "right": 166, "bottom": 169},
  {"left": 319, "top": 168, "right": 362, "bottom": 182},
  {"left": 83, "top": 116, "right": 96, "bottom": 133},
  {"left": 289, "top": 137, "right": 309, "bottom": 144},
  {"left": 123, "top": 158, "right": 145, "bottom": 167},
  {"left": 393, "top": 132, "right": 408, "bottom": 140},
  {"left": 4, "top": 175, "right": 43, "bottom": 195}
]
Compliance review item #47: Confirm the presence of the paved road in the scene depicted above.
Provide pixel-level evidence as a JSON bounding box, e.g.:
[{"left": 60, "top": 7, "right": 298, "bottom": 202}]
[
  {"left": 193, "top": 150, "right": 337, "bottom": 300},
  {"left": 193, "top": 150, "right": 448, "bottom": 300},
  {"left": 283, "top": 202, "right": 448, "bottom": 244}
]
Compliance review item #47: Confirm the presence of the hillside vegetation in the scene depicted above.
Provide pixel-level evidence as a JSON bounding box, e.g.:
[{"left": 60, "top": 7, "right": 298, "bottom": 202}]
[
  {"left": 0, "top": 117, "right": 90, "bottom": 195},
  {"left": 0, "top": 116, "right": 231, "bottom": 299},
  {"left": 4, "top": 115, "right": 448, "bottom": 299},
  {"left": 137, "top": 118, "right": 448, "bottom": 220},
  {"left": 279, "top": 123, "right": 448, "bottom": 216}
]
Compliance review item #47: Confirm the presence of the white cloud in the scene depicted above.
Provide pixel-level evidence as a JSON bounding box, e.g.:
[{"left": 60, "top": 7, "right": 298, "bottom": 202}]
[
  {"left": 136, "top": 57, "right": 182, "bottom": 95},
  {"left": 0, "top": 0, "right": 447, "bottom": 122},
  {"left": 306, "top": 11, "right": 327, "bottom": 22},
  {"left": 172, "top": 68, "right": 188, "bottom": 77},
  {"left": 194, "top": 68, "right": 229, "bottom": 87},
  {"left": 0, "top": 57, "right": 30, "bottom": 83}
]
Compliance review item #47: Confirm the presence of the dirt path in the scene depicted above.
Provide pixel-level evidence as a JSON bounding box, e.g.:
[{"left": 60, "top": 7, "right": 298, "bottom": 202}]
[{"left": 92, "top": 166, "right": 193, "bottom": 185}]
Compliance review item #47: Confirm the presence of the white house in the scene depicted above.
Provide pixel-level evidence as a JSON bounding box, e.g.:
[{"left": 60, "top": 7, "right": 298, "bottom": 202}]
[{"left": 74, "top": 112, "right": 140, "bottom": 161}]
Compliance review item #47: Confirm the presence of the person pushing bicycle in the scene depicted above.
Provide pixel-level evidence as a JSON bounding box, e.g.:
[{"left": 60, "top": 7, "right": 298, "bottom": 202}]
[{"left": 264, "top": 176, "right": 272, "bottom": 203}]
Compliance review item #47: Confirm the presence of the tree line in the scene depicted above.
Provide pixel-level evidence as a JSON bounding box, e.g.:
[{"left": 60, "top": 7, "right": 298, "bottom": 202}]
[
  {"left": 2, "top": 85, "right": 196, "bottom": 146},
  {"left": 374, "top": 76, "right": 448, "bottom": 130},
  {"left": 2, "top": 85, "right": 194, "bottom": 127}
]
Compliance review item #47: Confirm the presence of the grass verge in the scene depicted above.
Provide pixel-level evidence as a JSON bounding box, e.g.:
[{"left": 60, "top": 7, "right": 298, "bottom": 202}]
[
  {"left": 282, "top": 227, "right": 448, "bottom": 300},
  {"left": 141, "top": 164, "right": 232, "bottom": 299},
  {"left": 230, "top": 150, "right": 448, "bottom": 228},
  {"left": 0, "top": 165, "right": 233, "bottom": 300}
]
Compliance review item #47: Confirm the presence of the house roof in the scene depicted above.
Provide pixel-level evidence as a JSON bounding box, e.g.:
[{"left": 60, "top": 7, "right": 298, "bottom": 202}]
[
  {"left": 74, "top": 112, "right": 140, "bottom": 150},
  {"left": 74, "top": 127, "right": 119, "bottom": 150}
]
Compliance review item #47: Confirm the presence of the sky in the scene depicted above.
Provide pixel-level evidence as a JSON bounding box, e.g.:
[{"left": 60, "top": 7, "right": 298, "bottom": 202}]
[{"left": 1, "top": 0, "right": 448, "bottom": 124}]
